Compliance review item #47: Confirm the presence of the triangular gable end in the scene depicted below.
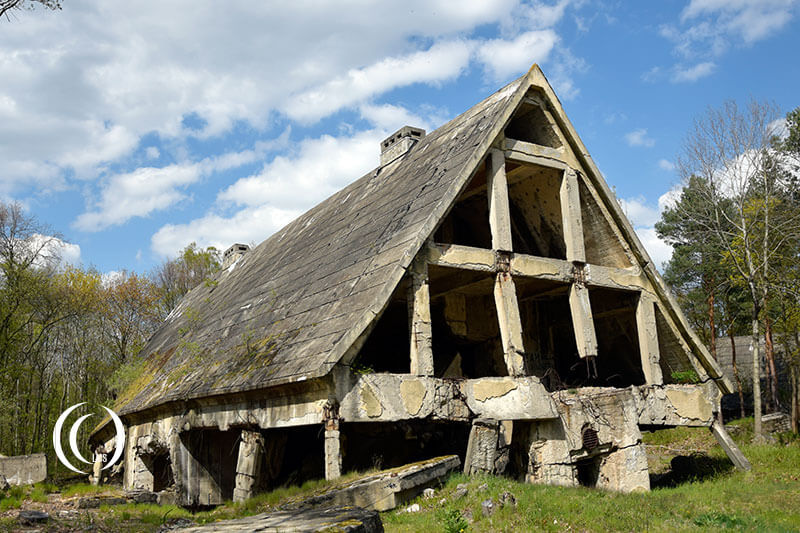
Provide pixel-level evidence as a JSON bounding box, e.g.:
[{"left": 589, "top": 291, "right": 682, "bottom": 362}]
[{"left": 340, "top": 65, "right": 731, "bottom": 395}]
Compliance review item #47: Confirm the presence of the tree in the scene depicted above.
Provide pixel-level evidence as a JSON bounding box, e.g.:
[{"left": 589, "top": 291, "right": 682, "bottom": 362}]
[
  {"left": 153, "top": 242, "right": 221, "bottom": 317},
  {"left": 1, "top": 0, "right": 60, "bottom": 20},
  {"left": 675, "top": 99, "right": 800, "bottom": 436}
]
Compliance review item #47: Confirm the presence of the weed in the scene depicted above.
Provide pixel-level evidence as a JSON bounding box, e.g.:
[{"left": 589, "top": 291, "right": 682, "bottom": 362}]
[{"left": 441, "top": 508, "right": 469, "bottom": 533}]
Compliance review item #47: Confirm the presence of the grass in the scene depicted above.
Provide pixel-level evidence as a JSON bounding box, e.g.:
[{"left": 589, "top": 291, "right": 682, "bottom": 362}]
[{"left": 383, "top": 419, "right": 800, "bottom": 532}]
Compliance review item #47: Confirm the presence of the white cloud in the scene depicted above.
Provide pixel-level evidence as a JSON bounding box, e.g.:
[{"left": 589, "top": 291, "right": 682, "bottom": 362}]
[
  {"left": 27, "top": 234, "right": 81, "bottom": 268},
  {"left": 635, "top": 227, "right": 674, "bottom": 271},
  {"left": 285, "top": 40, "right": 474, "bottom": 123},
  {"left": 618, "top": 196, "right": 660, "bottom": 227},
  {"left": 154, "top": 128, "right": 384, "bottom": 257},
  {"left": 619, "top": 185, "right": 684, "bottom": 271},
  {"left": 624, "top": 128, "right": 655, "bottom": 148},
  {"left": 658, "top": 159, "right": 676, "bottom": 172},
  {"left": 476, "top": 30, "right": 559, "bottom": 82},
  {"left": 681, "top": 0, "right": 796, "bottom": 44},
  {"left": 672, "top": 61, "right": 716, "bottom": 83},
  {"left": 74, "top": 164, "right": 202, "bottom": 231},
  {"left": 145, "top": 146, "right": 160, "bottom": 159},
  {"left": 359, "top": 104, "right": 431, "bottom": 132}
]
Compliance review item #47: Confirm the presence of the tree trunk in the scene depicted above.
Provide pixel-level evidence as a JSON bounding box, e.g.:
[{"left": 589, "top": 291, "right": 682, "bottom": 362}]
[
  {"left": 730, "top": 330, "right": 746, "bottom": 420},
  {"left": 764, "top": 314, "right": 780, "bottom": 411},
  {"left": 708, "top": 284, "right": 717, "bottom": 360},
  {"left": 752, "top": 312, "right": 763, "bottom": 437},
  {"left": 790, "top": 359, "right": 798, "bottom": 433}
]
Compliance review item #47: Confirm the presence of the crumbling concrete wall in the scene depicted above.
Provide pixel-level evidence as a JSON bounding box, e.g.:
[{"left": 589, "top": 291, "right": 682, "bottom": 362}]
[{"left": 0, "top": 453, "right": 46, "bottom": 486}]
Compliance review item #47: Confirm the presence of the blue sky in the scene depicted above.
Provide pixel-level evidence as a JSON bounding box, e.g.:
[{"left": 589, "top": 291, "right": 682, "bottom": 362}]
[{"left": 1, "top": 0, "right": 797, "bottom": 274}]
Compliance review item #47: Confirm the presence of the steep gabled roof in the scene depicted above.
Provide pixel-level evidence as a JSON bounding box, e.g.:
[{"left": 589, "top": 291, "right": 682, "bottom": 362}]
[
  {"left": 118, "top": 65, "right": 731, "bottom": 418},
  {"left": 118, "top": 73, "right": 530, "bottom": 416}
]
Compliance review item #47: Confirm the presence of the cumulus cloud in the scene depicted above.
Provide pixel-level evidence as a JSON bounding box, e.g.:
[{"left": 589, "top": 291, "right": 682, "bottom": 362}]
[
  {"left": 650, "top": 0, "right": 795, "bottom": 84},
  {"left": 285, "top": 40, "right": 475, "bottom": 123},
  {"left": 619, "top": 186, "right": 683, "bottom": 270},
  {"left": 672, "top": 61, "right": 716, "bottom": 83},
  {"left": 28, "top": 234, "right": 81, "bottom": 268},
  {"left": 476, "top": 30, "right": 559, "bottom": 82},
  {"left": 624, "top": 129, "right": 655, "bottom": 148}
]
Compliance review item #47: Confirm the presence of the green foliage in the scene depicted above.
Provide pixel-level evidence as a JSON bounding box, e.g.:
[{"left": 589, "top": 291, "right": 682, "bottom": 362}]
[
  {"left": 441, "top": 508, "right": 469, "bottom": 533},
  {"left": 670, "top": 369, "right": 701, "bottom": 384}
]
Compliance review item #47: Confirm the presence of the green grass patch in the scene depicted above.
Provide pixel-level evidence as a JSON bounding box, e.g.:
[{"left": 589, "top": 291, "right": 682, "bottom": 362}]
[{"left": 61, "top": 482, "right": 121, "bottom": 498}]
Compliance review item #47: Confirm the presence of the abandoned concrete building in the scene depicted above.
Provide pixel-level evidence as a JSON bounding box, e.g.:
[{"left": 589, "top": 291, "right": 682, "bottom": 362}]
[{"left": 91, "top": 65, "right": 748, "bottom": 506}]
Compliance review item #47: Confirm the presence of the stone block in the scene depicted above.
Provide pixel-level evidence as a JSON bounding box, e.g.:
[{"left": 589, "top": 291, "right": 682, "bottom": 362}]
[{"left": 0, "top": 453, "right": 46, "bottom": 486}]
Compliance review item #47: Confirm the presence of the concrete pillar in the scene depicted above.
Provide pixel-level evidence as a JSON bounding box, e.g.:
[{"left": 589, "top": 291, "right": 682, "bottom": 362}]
[
  {"left": 493, "top": 272, "right": 527, "bottom": 376},
  {"left": 635, "top": 293, "right": 663, "bottom": 384},
  {"left": 559, "top": 168, "right": 586, "bottom": 263},
  {"left": 525, "top": 420, "right": 576, "bottom": 487},
  {"left": 596, "top": 443, "right": 650, "bottom": 492},
  {"left": 464, "top": 418, "right": 500, "bottom": 475},
  {"left": 408, "top": 257, "right": 434, "bottom": 376},
  {"left": 324, "top": 428, "right": 342, "bottom": 481},
  {"left": 233, "top": 430, "right": 264, "bottom": 503},
  {"left": 324, "top": 401, "right": 342, "bottom": 481},
  {"left": 91, "top": 445, "right": 104, "bottom": 486},
  {"left": 487, "top": 148, "right": 513, "bottom": 251},
  {"left": 568, "top": 282, "right": 598, "bottom": 359}
]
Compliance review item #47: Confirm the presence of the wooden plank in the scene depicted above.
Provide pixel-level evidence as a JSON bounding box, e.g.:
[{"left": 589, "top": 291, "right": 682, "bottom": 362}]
[
  {"left": 560, "top": 168, "right": 586, "bottom": 263},
  {"left": 503, "top": 138, "right": 569, "bottom": 170},
  {"left": 487, "top": 148, "right": 513, "bottom": 252},
  {"left": 710, "top": 420, "right": 751, "bottom": 471},
  {"left": 408, "top": 258, "right": 434, "bottom": 376},
  {"left": 635, "top": 293, "right": 663, "bottom": 385},
  {"left": 493, "top": 272, "right": 527, "bottom": 376},
  {"left": 568, "top": 283, "right": 597, "bottom": 359}
]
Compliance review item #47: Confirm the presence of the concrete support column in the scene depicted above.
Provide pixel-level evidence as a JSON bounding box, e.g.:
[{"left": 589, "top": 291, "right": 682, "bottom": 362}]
[
  {"left": 408, "top": 257, "right": 434, "bottom": 376},
  {"left": 464, "top": 418, "right": 500, "bottom": 475},
  {"left": 596, "top": 443, "right": 650, "bottom": 492},
  {"left": 91, "top": 445, "right": 104, "bottom": 486},
  {"left": 324, "top": 401, "right": 342, "bottom": 481},
  {"left": 568, "top": 283, "right": 598, "bottom": 359},
  {"left": 525, "top": 421, "right": 576, "bottom": 487},
  {"left": 487, "top": 148, "right": 513, "bottom": 251},
  {"left": 559, "top": 168, "right": 586, "bottom": 263},
  {"left": 233, "top": 429, "right": 264, "bottom": 503},
  {"left": 635, "top": 293, "right": 663, "bottom": 384},
  {"left": 493, "top": 271, "right": 527, "bottom": 376}
]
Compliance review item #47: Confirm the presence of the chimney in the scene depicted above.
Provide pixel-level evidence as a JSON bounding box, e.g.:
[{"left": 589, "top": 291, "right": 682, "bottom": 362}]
[
  {"left": 223, "top": 243, "right": 250, "bottom": 269},
  {"left": 380, "top": 126, "right": 425, "bottom": 166}
]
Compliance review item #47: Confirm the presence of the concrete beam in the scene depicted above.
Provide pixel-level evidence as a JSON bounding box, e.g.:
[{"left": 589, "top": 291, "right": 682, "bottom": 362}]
[
  {"left": 636, "top": 293, "right": 664, "bottom": 385},
  {"left": 568, "top": 283, "right": 598, "bottom": 359},
  {"left": 487, "top": 148, "right": 513, "bottom": 252},
  {"left": 494, "top": 272, "right": 527, "bottom": 376},
  {"left": 710, "top": 420, "right": 751, "bottom": 471},
  {"left": 503, "top": 138, "right": 569, "bottom": 171},
  {"left": 407, "top": 257, "right": 434, "bottom": 376},
  {"left": 425, "top": 242, "right": 495, "bottom": 272},
  {"left": 559, "top": 168, "right": 586, "bottom": 263}
]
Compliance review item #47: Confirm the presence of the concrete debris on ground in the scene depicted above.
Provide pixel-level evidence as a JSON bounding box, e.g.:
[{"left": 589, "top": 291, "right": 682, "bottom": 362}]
[{"left": 178, "top": 506, "right": 383, "bottom": 532}]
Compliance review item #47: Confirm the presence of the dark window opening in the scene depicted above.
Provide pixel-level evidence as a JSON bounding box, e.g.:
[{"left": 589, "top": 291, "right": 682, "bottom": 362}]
[
  {"left": 266, "top": 426, "right": 323, "bottom": 489},
  {"left": 504, "top": 100, "right": 562, "bottom": 149},
  {"left": 434, "top": 168, "right": 492, "bottom": 249},
  {"left": 341, "top": 420, "right": 471, "bottom": 474},
  {"left": 429, "top": 266, "right": 506, "bottom": 378},
  {"left": 576, "top": 457, "right": 601, "bottom": 487},
  {"left": 515, "top": 278, "right": 577, "bottom": 390},
  {"left": 353, "top": 285, "right": 410, "bottom": 373},
  {"left": 151, "top": 453, "right": 174, "bottom": 492},
  {"left": 506, "top": 163, "right": 566, "bottom": 259},
  {"left": 589, "top": 288, "right": 646, "bottom": 387}
]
